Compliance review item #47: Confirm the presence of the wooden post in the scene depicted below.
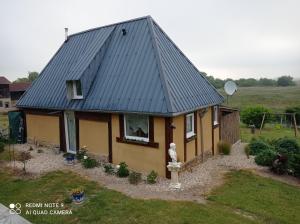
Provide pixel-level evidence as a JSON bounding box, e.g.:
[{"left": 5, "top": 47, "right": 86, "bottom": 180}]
[
  {"left": 293, "top": 113, "right": 298, "bottom": 137},
  {"left": 259, "top": 113, "right": 266, "bottom": 134}
]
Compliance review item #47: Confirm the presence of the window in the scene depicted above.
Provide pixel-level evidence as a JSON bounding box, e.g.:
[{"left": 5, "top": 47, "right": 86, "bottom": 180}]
[
  {"left": 186, "top": 113, "right": 195, "bottom": 138},
  {"left": 213, "top": 106, "right": 219, "bottom": 125},
  {"left": 73, "top": 80, "right": 83, "bottom": 99},
  {"left": 124, "top": 114, "right": 149, "bottom": 142}
]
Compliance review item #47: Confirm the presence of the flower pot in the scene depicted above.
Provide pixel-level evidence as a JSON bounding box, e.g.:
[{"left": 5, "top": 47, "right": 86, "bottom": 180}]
[
  {"left": 72, "top": 192, "right": 84, "bottom": 204},
  {"left": 65, "top": 154, "right": 75, "bottom": 165}
]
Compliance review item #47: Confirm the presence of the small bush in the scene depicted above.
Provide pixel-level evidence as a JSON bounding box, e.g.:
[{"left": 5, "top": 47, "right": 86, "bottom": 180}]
[
  {"left": 217, "top": 141, "right": 231, "bottom": 155},
  {"left": 244, "top": 145, "right": 250, "bottom": 158},
  {"left": 273, "top": 138, "right": 300, "bottom": 155},
  {"left": 290, "top": 154, "right": 300, "bottom": 177},
  {"left": 241, "top": 106, "right": 270, "bottom": 128},
  {"left": 0, "top": 142, "right": 5, "bottom": 153},
  {"left": 147, "top": 170, "right": 158, "bottom": 184},
  {"left": 248, "top": 138, "right": 272, "bottom": 155},
  {"left": 76, "top": 147, "right": 87, "bottom": 160},
  {"left": 128, "top": 171, "right": 142, "bottom": 185},
  {"left": 255, "top": 150, "right": 276, "bottom": 166},
  {"left": 271, "top": 154, "right": 289, "bottom": 175},
  {"left": 104, "top": 163, "right": 114, "bottom": 175},
  {"left": 117, "top": 162, "right": 129, "bottom": 177},
  {"left": 82, "top": 158, "right": 98, "bottom": 169}
]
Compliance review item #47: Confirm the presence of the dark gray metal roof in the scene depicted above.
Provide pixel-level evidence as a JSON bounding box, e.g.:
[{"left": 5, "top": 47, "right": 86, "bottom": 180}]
[{"left": 17, "top": 16, "right": 224, "bottom": 116}]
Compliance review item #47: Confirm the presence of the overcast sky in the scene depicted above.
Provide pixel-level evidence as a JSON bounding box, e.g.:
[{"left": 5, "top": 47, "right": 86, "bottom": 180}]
[{"left": 1, "top": 0, "right": 299, "bottom": 81}]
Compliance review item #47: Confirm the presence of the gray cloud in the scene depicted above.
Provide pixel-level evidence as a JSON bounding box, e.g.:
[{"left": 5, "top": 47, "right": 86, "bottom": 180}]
[{"left": 0, "top": 0, "right": 299, "bottom": 81}]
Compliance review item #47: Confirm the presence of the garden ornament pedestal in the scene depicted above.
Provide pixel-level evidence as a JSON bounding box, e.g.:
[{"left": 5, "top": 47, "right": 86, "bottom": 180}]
[
  {"left": 167, "top": 143, "right": 182, "bottom": 189},
  {"left": 167, "top": 161, "right": 182, "bottom": 189}
]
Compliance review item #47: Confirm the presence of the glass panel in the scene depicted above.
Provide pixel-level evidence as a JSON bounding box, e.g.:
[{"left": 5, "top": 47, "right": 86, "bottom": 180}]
[
  {"left": 66, "top": 111, "right": 76, "bottom": 152},
  {"left": 125, "top": 114, "right": 149, "bottom": 139},
  {"left": 186, "top": 115, "right": 193, "bottom": 133},
  {"left": 75, "top": 81, "right": 82, "bottom": 96}
]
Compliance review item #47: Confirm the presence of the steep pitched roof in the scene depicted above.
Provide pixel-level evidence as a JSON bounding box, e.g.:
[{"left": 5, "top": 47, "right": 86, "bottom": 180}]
[
  {"left": 0, "top": 76, "right": 11, "bottom": 85},
  {"left": 9, "top": 83, "right": 31, "bottom": 92},
  {"left": 17, "top": 16, "right": 224, "bottom": 116}
]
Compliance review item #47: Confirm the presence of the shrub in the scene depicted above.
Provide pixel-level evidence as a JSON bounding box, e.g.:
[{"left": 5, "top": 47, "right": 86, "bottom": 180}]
[
  {"left": 117, "top": 162, "right": 129, "bottom": 177},
  {"left": 248, "top": 138, "right": 272, "bottom": 155},
  {"left": 128, "top": 171, "right": 142, "bottom": 185},
  {"left": 147, "top": 170, "right": 158, "bottom": 184},
  {"left": 271, "top": 154, "right": 289, "bottom": 175},
  {"left": 82, "top": 158, "right": 98, "bottom": 169},
  {"left": 217, "top": 141, "right": 231, "bottom": 155},
  {"left": 255, "top": 149, "right": 276, "bottom": 166},
  {"left": 244, "top": 145, "right": 250, "bottom": 158},
  {"left": 104, "top": 163, "right": 114, "bottom": 175},
  {"left": 290, "top": 154, "right": 300, "bottom": 177},
  {"left": 285, "top": 106, "right": 300, "bottom": 124},
  {"left": 241, "top": 106, "right": 270, "bottom": 128},
  {"left": 76, "top": 147, "right": 87, "bottom": 160},
  {"left": 273, "top": 138, "right": 300, "bottom": 155},
  {"left": 0, "top": 142, "right": 5, "bottom": 153}
]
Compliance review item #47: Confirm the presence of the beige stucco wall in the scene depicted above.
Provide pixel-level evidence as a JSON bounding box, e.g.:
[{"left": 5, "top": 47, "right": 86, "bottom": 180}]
[
  {"left": 26, "top": 114, "right": 59, "bottom": 146},
  {"left": 186, "top": 141, "right": 196, "bottom": 161},
  {"left": 214, "top": 127, "right": 220, "bottom": 154},
  {"left": 79, "top": 119, "right": 108, "bottom": 157},
  {"left": 172, "top": 115, "right": 185, "bottom": 162},
  {"left": 111, "top": 115, "right": 166, "bottom": 177},
  {"left": 201, "top": 107, "right": 213, "bottom": 153}
]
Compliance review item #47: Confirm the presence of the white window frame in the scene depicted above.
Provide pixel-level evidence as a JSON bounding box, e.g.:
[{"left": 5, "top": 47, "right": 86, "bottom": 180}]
[
  {"left": 186, "top": 113, "right": 195, "bottom": 138},
  {"left": 72, "top": 80, "right": 83, "bottom": 99},
  {"left": 124, "top": 114, "right": 149, "bottom": 142},
  {"left": 214, "top": 106, "right": 219, "bottom": 125}
]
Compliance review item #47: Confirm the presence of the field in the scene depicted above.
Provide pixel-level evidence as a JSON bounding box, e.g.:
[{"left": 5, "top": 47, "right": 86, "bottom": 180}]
[
  {"left": 0, "top": 169, "right": 299, "bottom": 224},
  {"left": 219, "top": 86, "right": 300, "bottom": 112}
]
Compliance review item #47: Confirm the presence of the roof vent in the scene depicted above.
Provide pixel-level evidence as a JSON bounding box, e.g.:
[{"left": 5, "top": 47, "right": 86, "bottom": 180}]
[
  {"left": 64, "top": 28, "right": 68, "bottom": 41},
  {"left": 122, "top": 28, "right": 127, "bottom": 36}
]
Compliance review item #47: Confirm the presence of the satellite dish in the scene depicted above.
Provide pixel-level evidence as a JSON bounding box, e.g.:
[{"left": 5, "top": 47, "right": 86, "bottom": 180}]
[{"left": 224, "top": 81, "right": 237, "bottom": 96}]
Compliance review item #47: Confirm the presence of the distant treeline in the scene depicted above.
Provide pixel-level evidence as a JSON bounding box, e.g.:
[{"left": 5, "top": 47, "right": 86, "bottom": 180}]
[{"left": 202, "top": 73, "right": 297, "bottom": 89}]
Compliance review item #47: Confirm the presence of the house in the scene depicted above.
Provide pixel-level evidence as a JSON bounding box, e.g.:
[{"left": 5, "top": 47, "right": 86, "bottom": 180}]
[
  {"left": 0, "top": 76, "right": 11, "bottom": 108},
  {"left": 9, "top": 82, "right": 31, "bottom": 106},
  {"left": 17, "top": 16, "right": 224, "bottom": 177}
]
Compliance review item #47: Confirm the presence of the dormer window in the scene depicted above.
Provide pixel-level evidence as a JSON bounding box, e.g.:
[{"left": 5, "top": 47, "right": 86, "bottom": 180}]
[{"left": 67, "top": 80, "right": 83, "bottom": 99}]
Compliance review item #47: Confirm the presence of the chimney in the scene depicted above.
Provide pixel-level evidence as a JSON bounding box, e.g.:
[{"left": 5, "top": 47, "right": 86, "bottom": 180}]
[{"left": 64, "top": 28, "right": 68, "bottom": 41}]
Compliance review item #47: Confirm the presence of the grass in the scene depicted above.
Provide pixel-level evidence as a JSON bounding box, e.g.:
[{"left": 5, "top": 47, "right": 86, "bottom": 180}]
[
  {"left": 0, "top": 169, "right": 299, "bottom": 224},
  {"left": 208, "top": 170, "right": 300, "bottom": 224},
  {"left": 219, "top": 86, "right": 300, "bottom": 112},
  {"left": 0, "top": 145, "right": 21, "bottom": 161},
  {"left": 0, "top": 170, "right": 259, "bottom": 224},
  {"left": 240, "top": 123, "right": 300, "bottom": 144}
]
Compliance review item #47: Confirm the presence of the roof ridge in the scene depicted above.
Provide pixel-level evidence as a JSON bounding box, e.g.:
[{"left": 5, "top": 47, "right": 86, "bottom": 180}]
[
  {"left": 69, "top": 15, "right": 151, "bottom": 38},
  {"left": 152, "top": 20, "right": 224, "bottom": 101},
  {"left": 146, "top": 17, "right": 174, "bottom": 114}
]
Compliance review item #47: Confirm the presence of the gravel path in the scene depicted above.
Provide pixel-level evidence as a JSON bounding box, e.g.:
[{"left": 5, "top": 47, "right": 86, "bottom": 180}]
[{"left": 8, "top": 142, "right": 298, "bottom": 203}]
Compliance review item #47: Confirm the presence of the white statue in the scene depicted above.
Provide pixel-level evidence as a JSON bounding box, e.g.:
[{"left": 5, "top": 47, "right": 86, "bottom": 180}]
[{"left": 168, "top": 143, "right": 177, "bottom": 163}]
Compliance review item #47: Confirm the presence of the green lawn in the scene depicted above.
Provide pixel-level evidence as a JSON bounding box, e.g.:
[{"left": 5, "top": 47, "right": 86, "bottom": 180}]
[
  {"left": 0, "top": 170, "right": 299, "bottom": 224},
  {"left": 219, "top": 86, "right": 300, "bottom": 112}
]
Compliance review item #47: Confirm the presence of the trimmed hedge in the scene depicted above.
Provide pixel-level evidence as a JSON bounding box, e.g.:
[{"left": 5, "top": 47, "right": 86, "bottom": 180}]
[
  {"left": 255, "top": 150, "right": 276, "bottom": 166},
  {"left": 248, "top": 138, "right": 273, "bottom": 155}
]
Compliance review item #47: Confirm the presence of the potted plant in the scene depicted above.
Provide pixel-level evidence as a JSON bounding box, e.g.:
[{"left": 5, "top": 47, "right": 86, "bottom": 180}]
[
  {"left": 63, "top": 153, "right": 75, "bottom": 165},
  {"left": 71, "top": 187, "right": 84, "bottom": 204}
]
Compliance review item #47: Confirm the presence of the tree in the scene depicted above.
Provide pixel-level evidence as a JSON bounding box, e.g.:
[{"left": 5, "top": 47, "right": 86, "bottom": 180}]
[
  {"left": 277, "top": 76, "right": 296, "bottom": 87},
  {"left": 258, "top": 78, "right": 276, "bottom": 86},
  {"left": 14, "top": 71, "right": 39, "bottom": 83}
]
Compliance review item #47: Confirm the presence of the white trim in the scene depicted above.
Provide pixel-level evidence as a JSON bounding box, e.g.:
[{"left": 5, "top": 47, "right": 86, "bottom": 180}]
[
  {"left": 124, "top": 114, "right": 149, "bottom": 142},
  {"left": 64, "top": 111, "right": 76, "bottom": 154},
  {"left": 72, "top": 81, "right": 83, "bottom": 99},
  {"left": 186, "top": 113, "right": 195, "bottom": 138}
]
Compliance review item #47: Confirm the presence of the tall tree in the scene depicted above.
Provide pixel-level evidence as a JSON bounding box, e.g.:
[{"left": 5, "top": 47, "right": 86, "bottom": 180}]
[{"left": 14, "top": 71, "right": 39, "bottom": 83}]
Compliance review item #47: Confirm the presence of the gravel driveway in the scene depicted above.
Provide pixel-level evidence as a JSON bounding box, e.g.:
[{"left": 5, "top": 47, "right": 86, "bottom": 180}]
[{"left": 5, "top": 142, "right": 271, "bottom": 203}]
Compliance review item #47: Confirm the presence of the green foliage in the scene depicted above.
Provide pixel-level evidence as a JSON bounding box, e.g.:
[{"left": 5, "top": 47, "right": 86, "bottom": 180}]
[
  {"left": 254, "top": 149, "right": 276, "bottom": 166},
  {"left": 241, "top": 106, "right": 270, "bottom": 128},
  {"left": 0, "top": 142, "right": 5, "bottom": 153},
  {"left": 104, "top": 163, "right": 114, "bottom": 175},
  {"left": 63, "top": 197, "right": 72, "bottom": 204},
  {"left": 273, "top": 137, "right": 300, "bottom": 155},
  {"left": 258, "top": 78, "right": 276, "bottom": 86},
  {"left": 217, "top": 141, "right": 231, "bottom": 155},
  {"left": 285, "top": 106, "right": 300, "bottom": 124},
  {"left": 82, "top": 158, "right": 98, "bottom": 169},
  {"left": 128, "top": 171, "right": 142, "bottom": 185},
  {"left": 277, "top": 75, "right": 296, "bottom": 87},
  {"left": 117, "top": 162, "right": 129, "bottom": 177},
  {"left": 147, "top": 170, "right": 158, "bottom": 184},
  {"left": 76, "top": 147, "right": 87, "bottom": 160},
  {"left": 236, "top": 78, "right": 258, "bottom": 87},
  {"left": 290, "top": 154, "right": 300, "bottom": 177},
  {"left": 248, "top": 138, "right": 273, "bottom": 155},
  {"left": 14, "top": 71, "right": 39, "bottom": 83}
]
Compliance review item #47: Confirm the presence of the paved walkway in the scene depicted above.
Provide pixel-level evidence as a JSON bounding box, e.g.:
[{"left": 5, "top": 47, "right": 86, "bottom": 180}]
[{"left": 0, "top": 203, "right": 31, "bottom": 224}]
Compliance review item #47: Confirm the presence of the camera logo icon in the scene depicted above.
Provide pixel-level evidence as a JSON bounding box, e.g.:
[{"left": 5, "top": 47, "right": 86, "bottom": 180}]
[{"left": 9, "top": 203, "right": 21, "bottom": 215}]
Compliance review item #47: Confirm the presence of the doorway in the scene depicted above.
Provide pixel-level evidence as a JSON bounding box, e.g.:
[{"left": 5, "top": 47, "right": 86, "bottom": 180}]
[{"left": 64, "top": 111, "right": 76, "bottom": 153}]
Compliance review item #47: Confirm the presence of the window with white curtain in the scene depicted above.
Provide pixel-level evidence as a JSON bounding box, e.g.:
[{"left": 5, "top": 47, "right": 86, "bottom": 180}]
[
  {"left": 186, "top": 113, "right": 195, "bottom": 138},
  {"left": 214, "top": 106, "right": 219, "bottom": 125},
  {"left": 124, "top": 114, "right": 149, "bottom": 142}
]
